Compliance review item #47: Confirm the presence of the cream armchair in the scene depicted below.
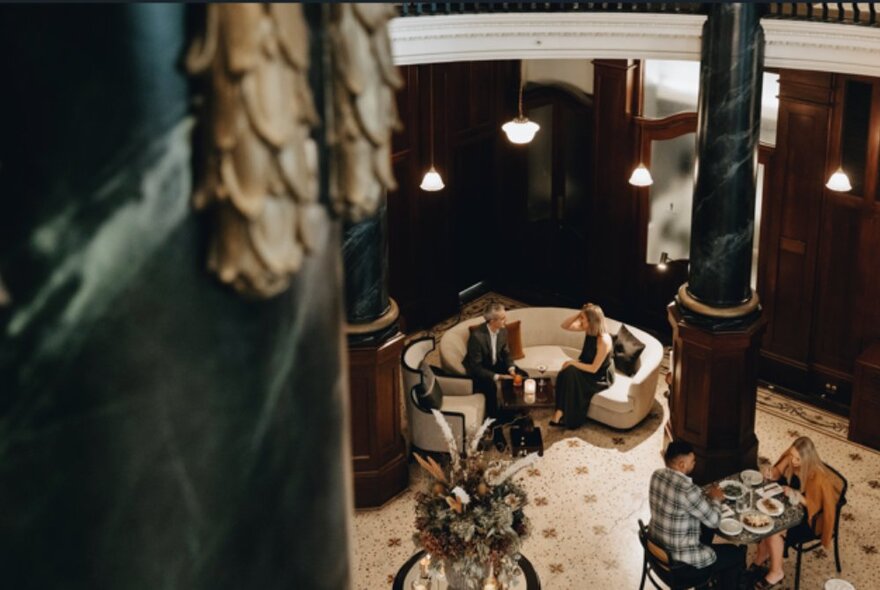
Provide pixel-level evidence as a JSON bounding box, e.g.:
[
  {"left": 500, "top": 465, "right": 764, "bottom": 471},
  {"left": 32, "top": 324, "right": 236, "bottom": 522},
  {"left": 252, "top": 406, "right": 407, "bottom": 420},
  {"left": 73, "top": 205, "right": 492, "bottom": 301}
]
[{"left": 401, "top": 336, "right": 485, "bottom": 453}]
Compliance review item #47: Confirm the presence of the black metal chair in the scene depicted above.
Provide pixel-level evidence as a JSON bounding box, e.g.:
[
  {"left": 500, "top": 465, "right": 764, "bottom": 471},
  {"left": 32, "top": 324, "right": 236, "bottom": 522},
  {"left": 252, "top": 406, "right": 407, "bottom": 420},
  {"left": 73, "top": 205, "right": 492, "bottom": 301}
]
[
  {"left": 783, "top": 463, "right": 848, "bottom": 590},
  {"left": 637, "top": 519, "right": 714, "bottom": 590}
]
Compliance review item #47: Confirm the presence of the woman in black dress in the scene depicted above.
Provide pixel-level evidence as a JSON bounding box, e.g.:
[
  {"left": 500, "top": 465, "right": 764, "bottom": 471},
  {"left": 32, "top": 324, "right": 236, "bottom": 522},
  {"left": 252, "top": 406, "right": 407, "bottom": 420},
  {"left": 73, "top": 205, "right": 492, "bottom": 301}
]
[{"left": 549, "top": 303, "right": 614, "bottom": 429}]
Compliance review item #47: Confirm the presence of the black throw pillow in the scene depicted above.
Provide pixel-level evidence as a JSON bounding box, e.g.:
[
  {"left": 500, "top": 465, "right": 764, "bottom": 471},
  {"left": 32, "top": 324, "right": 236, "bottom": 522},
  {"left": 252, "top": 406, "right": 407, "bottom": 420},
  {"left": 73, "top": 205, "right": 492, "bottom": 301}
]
[
  {"left": 414, "top": 360, "right": 444, "bottom": 411},
  {"left": 612, "top": 325, "right": 646, "bottom": 377}
]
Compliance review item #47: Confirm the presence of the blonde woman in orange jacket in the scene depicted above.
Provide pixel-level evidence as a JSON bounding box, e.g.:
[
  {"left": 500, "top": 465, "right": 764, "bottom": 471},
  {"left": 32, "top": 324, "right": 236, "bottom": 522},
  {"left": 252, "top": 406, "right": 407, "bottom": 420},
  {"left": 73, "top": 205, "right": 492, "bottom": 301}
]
[{"left": 750, "top": 436, "right": 843, "bottom": 589}]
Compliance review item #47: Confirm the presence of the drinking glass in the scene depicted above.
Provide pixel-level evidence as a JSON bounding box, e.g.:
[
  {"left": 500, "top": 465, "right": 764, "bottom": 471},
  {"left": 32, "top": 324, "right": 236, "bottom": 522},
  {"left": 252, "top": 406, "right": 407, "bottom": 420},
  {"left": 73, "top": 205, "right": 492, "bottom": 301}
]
[
  {"left": 735, "top": 493, "right": 749, "bottom": 514},
  {"left": 536, "top": 364, "right": 547, "bottom": 399}
]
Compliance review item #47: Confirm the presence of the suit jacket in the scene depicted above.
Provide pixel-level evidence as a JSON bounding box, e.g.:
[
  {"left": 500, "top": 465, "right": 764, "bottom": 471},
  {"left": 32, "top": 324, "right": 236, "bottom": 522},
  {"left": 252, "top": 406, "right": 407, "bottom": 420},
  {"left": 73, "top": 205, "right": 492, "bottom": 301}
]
[{"left": 463, "top": 323, "right": 512, "bottom": 382}]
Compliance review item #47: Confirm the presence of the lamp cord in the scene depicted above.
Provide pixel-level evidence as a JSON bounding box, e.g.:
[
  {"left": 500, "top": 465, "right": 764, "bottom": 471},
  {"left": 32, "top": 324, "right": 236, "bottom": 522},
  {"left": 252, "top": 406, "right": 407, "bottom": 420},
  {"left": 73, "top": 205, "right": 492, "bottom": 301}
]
[
  {"left": 428, "top": 64, "right": 435, "bottom": 166},
  {"left": 518, "top": 59, "right": 524, "bottom": 118}
]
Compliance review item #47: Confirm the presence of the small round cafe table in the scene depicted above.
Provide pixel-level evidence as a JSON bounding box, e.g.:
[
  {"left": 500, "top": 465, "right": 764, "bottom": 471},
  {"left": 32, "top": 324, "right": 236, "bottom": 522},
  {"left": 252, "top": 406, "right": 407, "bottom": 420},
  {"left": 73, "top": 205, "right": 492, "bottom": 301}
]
[{"left": 392, "top": 550, "right": 541, "bottom": 590}]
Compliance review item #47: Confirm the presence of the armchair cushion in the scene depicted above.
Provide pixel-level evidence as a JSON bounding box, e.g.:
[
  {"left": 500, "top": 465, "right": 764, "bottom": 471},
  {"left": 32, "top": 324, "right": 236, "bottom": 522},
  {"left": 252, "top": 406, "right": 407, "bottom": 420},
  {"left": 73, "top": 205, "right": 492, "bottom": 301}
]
[
  {"left": 613, "top": 324, "right": 646, "bottom": 377},
  {"left": 415, "top": 360, "right": 443, "bottom": 410}
]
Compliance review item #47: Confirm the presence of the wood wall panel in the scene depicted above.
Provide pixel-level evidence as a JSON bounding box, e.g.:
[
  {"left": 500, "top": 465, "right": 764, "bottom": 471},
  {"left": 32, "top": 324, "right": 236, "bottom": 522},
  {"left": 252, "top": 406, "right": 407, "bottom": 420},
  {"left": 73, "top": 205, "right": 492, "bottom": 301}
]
[
  {"left": 590, "top": 60, "right": 640, "bottom": 319},
  {"left": 761, "top": 74, "right": 831, "bottom": 369},
  {"left": 386, "top": 61, "right": 517, "bottom": 330},
  {"left": 812, "top": 196, "right": 863, "bottom": 374}
]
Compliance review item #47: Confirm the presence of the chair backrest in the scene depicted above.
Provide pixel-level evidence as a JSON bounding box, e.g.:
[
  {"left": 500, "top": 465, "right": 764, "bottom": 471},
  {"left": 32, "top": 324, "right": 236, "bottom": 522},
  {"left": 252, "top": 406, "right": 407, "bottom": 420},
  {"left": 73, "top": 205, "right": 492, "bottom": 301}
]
[
  {"left": 824, "top": 462, "right": 848, "bottom": 530},
  {"left": 638, "top": 519, "right": 674, "bottom": 576},
  {"left": 402, "top": 337, "right": 435, "bottom": 394}
]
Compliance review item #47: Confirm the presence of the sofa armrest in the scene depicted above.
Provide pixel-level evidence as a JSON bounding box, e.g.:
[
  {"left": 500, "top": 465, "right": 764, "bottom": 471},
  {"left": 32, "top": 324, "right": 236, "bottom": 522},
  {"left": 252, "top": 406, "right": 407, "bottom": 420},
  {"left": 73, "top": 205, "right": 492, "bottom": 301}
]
[{"left": 435, "top": 373, "right": 475, "bottom": 397}]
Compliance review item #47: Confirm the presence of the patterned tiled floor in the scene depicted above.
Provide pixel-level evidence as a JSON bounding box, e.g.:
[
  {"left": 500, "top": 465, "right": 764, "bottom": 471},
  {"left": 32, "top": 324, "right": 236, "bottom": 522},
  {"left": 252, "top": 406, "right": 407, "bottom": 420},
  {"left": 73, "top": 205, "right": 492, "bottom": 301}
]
[{"left": 355, "top": 296, "right": 879, "bottom": 589}]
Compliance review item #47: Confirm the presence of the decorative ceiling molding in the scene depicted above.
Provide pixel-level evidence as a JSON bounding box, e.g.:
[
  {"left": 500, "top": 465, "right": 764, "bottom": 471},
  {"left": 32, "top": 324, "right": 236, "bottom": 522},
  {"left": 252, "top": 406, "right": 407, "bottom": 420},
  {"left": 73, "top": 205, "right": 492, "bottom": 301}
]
[
  {"left": 390, "top": 13, "right": 706, "bottom": 64},
  {"left": 390, "top": 12, "right": 880, "bottom": 77},
  {"left": 763, "top": 19, "right": 880, "bottom": 77}
]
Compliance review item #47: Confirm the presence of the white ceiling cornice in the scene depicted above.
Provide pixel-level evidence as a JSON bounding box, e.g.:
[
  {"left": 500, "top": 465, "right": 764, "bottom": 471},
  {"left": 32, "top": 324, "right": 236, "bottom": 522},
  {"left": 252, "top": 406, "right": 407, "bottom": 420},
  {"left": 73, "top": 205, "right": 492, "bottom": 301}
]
[
  {"left": 389, "top": 13, "right": 706, "bottom": 65},
  {"left": 390, "top": 12, "right": 880, "bottom": 77}
]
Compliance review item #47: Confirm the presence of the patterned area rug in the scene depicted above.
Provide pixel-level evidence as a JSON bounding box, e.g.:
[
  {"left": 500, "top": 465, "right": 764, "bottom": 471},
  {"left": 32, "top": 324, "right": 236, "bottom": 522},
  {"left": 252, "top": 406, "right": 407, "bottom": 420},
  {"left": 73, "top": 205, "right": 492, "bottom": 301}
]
[{"left": 356, "top": 294, "right": 879, "bottom": 590}]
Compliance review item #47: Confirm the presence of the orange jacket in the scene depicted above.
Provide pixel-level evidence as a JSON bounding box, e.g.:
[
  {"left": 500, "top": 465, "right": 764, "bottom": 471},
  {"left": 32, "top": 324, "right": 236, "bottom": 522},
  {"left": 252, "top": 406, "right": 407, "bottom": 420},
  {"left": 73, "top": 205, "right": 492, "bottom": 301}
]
[{"left": 802, "top": 468, "right": 843, "bottom": 548}]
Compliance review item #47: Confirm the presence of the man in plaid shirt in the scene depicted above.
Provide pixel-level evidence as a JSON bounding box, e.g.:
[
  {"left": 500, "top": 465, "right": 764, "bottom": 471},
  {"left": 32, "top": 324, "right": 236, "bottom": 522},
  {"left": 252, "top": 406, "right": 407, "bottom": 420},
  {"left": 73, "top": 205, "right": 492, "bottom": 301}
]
[{"left": 649, "top": 441, "right": 745, "bottom": 588}]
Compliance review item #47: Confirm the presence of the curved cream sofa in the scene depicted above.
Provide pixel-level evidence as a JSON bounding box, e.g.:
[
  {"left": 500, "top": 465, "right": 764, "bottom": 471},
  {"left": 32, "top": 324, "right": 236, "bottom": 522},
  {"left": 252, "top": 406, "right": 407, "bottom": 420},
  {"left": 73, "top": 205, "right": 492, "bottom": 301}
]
[{"left": 438, "top": 307, "right": 663, "bottom": 430}]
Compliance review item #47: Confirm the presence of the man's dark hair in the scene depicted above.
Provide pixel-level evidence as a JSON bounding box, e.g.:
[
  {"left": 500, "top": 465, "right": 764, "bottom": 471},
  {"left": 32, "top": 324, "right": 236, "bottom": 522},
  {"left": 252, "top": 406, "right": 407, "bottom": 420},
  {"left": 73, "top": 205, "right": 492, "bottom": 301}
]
[{"left": 663, "top": 440, "right": 694, "bottom": 465}]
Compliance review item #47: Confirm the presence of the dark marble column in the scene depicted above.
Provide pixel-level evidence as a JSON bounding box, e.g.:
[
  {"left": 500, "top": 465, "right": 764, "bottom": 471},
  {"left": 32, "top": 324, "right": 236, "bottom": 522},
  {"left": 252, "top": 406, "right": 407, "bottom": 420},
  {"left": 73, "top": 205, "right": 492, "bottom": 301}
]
[
  {"left": 681, "top": 3, "right": 764, "bottom": 323},
  {"left": 0, "top": 5, "right": 352, "bottom": 589},
  {"left": 343, "top": 201, "right": 408, "bottom": 507},
  {"left": 343, "top": 204, "right": 398, "bottom": 344},
  {"left": 669, "top": 4, "right": 768, "bottom": 483}
]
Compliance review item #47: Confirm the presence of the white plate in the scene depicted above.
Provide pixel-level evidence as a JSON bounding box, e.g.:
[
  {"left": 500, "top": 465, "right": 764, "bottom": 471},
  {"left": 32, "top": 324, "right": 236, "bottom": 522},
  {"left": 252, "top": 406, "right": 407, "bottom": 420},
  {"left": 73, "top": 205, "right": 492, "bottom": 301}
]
[
  {"left": 825, "top": 579, "right": 855, "bottom": 590},
  {"left": 740, "top": 510, "right": 774, "bottom": 534},
  {"left": 740, "top": 469, "right": 763, "bottom": 486},
  {"left": 719, "top": 517, "right": 743, "bottom": 536},
  {"left": 718, "top": 479, "right": 747, "bottom": 500},
  {"left": 756, "top": 497, "right": 784, "bottom": 517}
]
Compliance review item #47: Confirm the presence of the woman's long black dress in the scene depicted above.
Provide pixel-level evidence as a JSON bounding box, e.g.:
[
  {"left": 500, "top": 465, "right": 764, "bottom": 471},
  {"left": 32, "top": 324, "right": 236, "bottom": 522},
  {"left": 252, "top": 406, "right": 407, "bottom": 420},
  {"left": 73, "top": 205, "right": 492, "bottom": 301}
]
[{"left": 555, "top": 333, "right": 615, "bottom": 428}]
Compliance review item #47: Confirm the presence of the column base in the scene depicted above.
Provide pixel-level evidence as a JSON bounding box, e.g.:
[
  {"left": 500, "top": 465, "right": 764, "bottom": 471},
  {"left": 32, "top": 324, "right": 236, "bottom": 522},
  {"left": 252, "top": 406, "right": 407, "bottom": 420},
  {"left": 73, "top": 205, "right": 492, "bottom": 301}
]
[
  {"left": 668, "top": 301, "right": 767, "bottom": 485},
  {"left": 675, "top": 284, "right": 762, "bottom": 332},
  {"left": 346, "top": 297, "right": 400, "bottom": 345},
  {"left": 348, "top": 331, "right": 408, "bottom": 508}
]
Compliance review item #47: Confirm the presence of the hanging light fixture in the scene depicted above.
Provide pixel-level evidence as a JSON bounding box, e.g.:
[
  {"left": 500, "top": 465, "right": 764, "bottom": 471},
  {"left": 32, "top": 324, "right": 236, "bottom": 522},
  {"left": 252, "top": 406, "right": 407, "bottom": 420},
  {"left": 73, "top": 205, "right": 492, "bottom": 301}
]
[
  {"left": 825, "top": 167, "right": 852, "bottom": 192},
  {"left": 420, "top": 64, "right": 444, "bottom": 192},
  {"left": 628, "top": 163, "right": 654, "bottom": 187},
  {"left": 502, "top": 60, "right": 539, "bottom": 145}
]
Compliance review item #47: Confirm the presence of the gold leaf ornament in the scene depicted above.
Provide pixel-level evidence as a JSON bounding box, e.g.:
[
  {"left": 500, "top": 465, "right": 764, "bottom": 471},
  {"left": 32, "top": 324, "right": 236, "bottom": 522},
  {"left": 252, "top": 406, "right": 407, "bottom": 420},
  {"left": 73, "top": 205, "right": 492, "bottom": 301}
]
[
  {"left": 187, "top": 3, "right": 318, "bottom": 298},
  {"left": 329, "top": 4, "right": 402, "bottom": 223}
]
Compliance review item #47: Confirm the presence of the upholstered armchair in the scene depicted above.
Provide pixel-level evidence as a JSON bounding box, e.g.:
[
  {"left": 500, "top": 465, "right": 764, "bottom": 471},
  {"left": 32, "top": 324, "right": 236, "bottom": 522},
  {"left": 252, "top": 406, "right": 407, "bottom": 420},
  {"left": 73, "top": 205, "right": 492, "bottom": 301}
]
[{"left": 401, "top": 336, "right": 485, "bottom": 453}]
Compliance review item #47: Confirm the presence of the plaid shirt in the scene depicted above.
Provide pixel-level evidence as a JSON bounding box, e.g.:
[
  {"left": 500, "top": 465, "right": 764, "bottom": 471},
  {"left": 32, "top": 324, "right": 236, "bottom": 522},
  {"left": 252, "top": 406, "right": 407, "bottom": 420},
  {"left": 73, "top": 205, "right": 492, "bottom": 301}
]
[{"left": 648, "top": 467, "right": 722, "bottom": 569}]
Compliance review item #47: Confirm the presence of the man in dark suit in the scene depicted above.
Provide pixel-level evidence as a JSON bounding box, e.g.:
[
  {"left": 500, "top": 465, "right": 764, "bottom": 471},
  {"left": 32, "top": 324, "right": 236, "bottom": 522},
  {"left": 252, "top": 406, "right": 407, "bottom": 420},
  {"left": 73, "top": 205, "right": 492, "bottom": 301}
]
[{"left": 463, "top": 302, "right": 526, "bottom": 419}]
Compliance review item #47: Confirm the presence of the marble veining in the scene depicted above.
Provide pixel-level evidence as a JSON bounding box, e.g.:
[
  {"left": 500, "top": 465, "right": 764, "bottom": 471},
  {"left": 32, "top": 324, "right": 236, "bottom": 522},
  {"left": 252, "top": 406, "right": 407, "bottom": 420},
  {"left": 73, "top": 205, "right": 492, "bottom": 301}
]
[{"left": 688, "top": 4, "right": 764, "bottom": 308}]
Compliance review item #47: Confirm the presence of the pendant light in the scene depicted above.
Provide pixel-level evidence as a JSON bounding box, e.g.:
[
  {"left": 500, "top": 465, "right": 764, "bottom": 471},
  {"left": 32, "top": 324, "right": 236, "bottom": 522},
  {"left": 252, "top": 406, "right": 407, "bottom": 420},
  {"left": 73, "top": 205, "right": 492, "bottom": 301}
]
[
  {"left": 825, "top": 167, "right": 852, "bottom": 192},
  {"left": 628, "top": 163, "right": 654, "bottom": 187},
  {"left": 420, "top": 64, "right": 445, "bottom": 191},
  {"left": 502, "top": 60, "right": 540, "bottom": 145}
]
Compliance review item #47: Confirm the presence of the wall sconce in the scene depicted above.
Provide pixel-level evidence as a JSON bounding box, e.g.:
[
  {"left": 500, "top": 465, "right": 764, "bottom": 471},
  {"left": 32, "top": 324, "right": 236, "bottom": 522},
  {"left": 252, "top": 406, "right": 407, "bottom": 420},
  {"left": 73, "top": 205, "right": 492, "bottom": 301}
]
[
  {"left": 628, "top": 163, "right": 654, "bottom": 187},
  {"left": 657, "top": 252, "right": 669, "bottom": 271},
  {"left": 420, "top": 65, "right": 445, "bottom": 192},
  {"left": 501, "top": 60, "right": 539, "bottom": 145},
  {"left": 825, "top": 167, "right": 852, "bottom": 192}
]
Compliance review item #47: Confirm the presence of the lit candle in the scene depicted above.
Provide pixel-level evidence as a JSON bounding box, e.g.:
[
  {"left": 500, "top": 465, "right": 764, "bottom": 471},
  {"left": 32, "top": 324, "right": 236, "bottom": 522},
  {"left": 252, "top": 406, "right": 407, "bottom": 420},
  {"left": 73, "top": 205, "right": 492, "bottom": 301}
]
[
  {"left": 523, "top": 378, "right": 536, "bottom": 404},
  {"left": 483, "top": 565, "right": 498, "bottom": 590},
  {"left": 418, "top": 554, "right": 431, "bottom": 578}
]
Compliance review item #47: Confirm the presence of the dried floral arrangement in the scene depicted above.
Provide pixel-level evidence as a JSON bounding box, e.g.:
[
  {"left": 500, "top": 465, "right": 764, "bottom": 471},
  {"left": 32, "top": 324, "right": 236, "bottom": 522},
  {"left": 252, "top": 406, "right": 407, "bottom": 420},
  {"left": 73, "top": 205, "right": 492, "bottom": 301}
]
[{"left": 412, "top": 411, "right": 537, "bottom": 588}]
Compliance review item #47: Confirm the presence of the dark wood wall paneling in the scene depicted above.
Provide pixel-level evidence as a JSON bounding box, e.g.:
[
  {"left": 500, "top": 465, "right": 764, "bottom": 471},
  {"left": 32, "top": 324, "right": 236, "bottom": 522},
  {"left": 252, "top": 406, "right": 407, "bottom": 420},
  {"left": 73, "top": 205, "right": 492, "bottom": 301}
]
[
  {"left": 589, "top": 60, "right": 642, "bottom": 322},
  {"left": 759, "top": 71, "right": 880, "bottom": 410},
  {"left": 388, "top": 61, "right": 518, "bottom": 331}
]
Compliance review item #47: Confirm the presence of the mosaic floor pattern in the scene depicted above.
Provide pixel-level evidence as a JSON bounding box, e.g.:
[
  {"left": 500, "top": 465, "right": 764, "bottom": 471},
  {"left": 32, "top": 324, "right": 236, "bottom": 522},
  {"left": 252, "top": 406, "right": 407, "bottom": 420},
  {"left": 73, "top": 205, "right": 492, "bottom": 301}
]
[{"left": 355, "top": 295, "right": 879, "bottom": 589}]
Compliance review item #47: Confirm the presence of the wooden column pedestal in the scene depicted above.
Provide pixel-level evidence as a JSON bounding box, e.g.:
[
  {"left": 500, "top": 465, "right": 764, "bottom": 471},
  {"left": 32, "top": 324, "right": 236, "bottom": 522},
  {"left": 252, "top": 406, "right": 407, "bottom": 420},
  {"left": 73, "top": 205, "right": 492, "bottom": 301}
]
[
  {"left": 668, "top": 303, "right": 767, "bottom": 485},
  {"left": 348, "top": 331, "right": 408, "bottom": 508}
]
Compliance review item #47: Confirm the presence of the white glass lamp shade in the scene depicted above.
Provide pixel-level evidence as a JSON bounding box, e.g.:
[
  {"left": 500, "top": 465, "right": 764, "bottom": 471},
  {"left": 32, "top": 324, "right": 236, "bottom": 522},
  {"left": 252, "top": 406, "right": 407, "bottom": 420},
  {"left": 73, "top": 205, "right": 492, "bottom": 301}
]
[
  {"left": 419, "top": 166, "right": 445, "bottom": 191},
  {"left": 825, "top": 168, "right": 852, "bottom": 192},
  {"left": 628, "top": 164, "right": 654, "bottom": 187},
  {"left": 502, "top": 117, "right": 540, "bottom": 144}
]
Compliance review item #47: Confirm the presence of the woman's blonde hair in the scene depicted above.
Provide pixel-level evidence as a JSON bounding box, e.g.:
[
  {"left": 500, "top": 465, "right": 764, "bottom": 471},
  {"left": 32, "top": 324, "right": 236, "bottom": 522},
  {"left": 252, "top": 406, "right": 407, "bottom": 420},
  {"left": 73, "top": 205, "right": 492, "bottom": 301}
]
[
  {"left": 582, "top": 303, "right": 608, "bottom": 336},
  {"left": 786, "top": 436, "right": 829, "bottom": 490}
]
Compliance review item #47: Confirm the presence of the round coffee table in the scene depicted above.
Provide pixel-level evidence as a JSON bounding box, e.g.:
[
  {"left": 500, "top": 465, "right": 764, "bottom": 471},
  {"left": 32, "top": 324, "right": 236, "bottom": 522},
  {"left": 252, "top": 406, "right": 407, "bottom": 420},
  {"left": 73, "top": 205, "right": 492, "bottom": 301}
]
[{"left": 392, "top": 550, "right": 541, "bottom": 589}]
